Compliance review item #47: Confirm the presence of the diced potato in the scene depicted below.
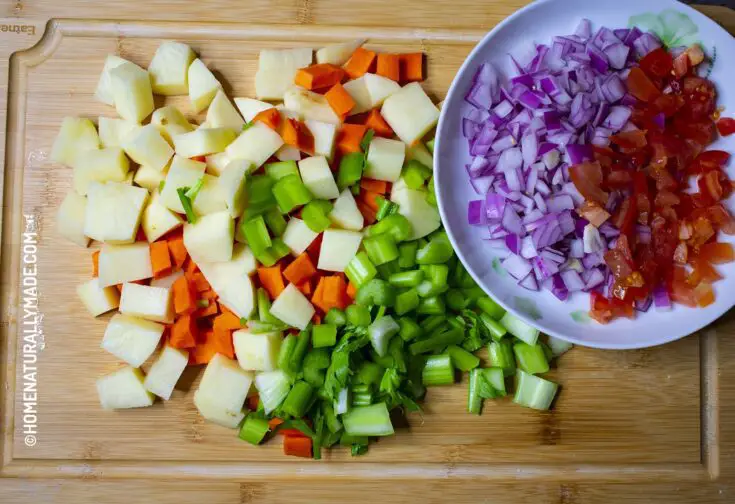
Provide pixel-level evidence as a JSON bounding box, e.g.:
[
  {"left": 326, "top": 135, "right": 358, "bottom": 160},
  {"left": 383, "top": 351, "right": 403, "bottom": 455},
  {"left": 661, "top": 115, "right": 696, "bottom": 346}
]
[
  {"left": 276, "top": 104, "right": 301, "bottom": 120},
  {"left": 134, "top": 164, "right": 167, "bottom": 192},
  {"left": 84, "top": 182, "right": 149, "bottom": 244},
  {"left": 316, "top": 39, "right": 365, "bottom": 65},
  {"left": 283, "top": 86, "right": 341, "bottom": 124},
  {"left": 73, "top": 147, "right": 130, "bottom": 195},
  {"left": 234, "top": 97, "right": 274, "bottom": 122},
  {"left": 51, "top": 117, "right": 99, "bottom": 166},
  {"left": 160, "top": 155, "right": 206, "bottom": 213},
  {"left": 110, "top": 61, "right": 155, "bottom": 123},
  {"left": 193, "top": 390, "right": 245, "bottom": 428},
  {"left": 298, "top": 156, "right": 339, "bottom": 199},
  {"left": 101, "top": 314, "right": 165, "bottom": 367},
  {"left": 120, "top": 282, "right": 173, "bottom": 323},
  {"left": 150, "top": 269, "right": 184, "bottom": 290},
  {"left": 255, "top": 48, "right": 313, "bottom": 100},
  {"left": 142, "top": 191, "right": 183, "bottom": 242},
  {"left": 76, "top": 277, "right": 120, "bottom": 317},
  {"left": 97, "top": 366, "right": 154, "bottom": 410},
  {"left": 206, "top": 90, "right": 245, "bottom": 129},
  {"left": 344, "top": 74, "right": 400, "bottom": 115},
  {"left": 195, "top": 353, "right": 254, "bottom": 422},
  {"left": 219, "top": 161, "right": 249, "bottom": 217},
  {"left": 381, "top": 82, "right": 440, "bottom": 145},
  {"left": 270, "top": 284, "right": 315, "bottom": 330},
  {"left": 183, "top": 210, "right": 234, "bottom": 264},
  {"left": 147, "top": 41, "right": 196, "bottom": 96},
  {"left": 318, "top": 229, "right": 363, "bottom": 272},
  {"left": 406, "top": 142, "right": 433, "bottom": 168},
  {"left": 94, "top": 55, "right": 130, "bottom": 105},
  {"left": 390, "top": 187, "right": 441, "bottom": 240},
  {"left": 192, "top": 174, "right": 228, "bottom": 215},
  {"left": 172, "top": 127, "right": 237, "bottom": 158},
  {"left": 98, "top": 116, "right": 140, "bottom": 148},
  {"left": 225, "top": 122, "right": 284, "bottom": 169},
  {"left": 305, "top": 120, "right": 337, "bottom": 159},
  {"left": 57, "top": 191, "right": 90, "bottom": 247},
  {"left": 205, "top": 151, "right": 231, "bottom": 176},
  {"left": 282, "top": 217, "right": 318, "bottom": 255},
  {"left": 329, "top": 188, "right": 364, "bottom": 231},
  {"left": 275, "top": 145, "right": 301, "bottom": 162},
  {"left": 188, "top": 58, "right": 222, "bottom": 113},
  {"left": 233, "top": 329, "right": 282, "bottom": 371},
  {"left": 151, "top": 106, "right": 194, "bottom": 144},
  {"left": 123, "top": 124, "right": 174, "bottom": 172},
  {"left": 342, "top": 78, "right": 372, "bottom": 116},
  {"left": 198, "top": 256, "right": 256, "bottom": 319},
  {"left": 365, "top": 137, "right": 405, "bottom": 182},
  {"left": 144, "top": 345, "right": 189, "bottom": 400},
  {"left": 98, "top": 242, "right": 153, "bottom": 287}
]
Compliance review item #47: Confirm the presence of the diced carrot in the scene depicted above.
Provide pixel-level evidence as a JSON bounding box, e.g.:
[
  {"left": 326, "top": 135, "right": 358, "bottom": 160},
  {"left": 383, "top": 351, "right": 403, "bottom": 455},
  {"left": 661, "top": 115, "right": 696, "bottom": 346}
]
[
  {"left": 323, "top": 275, "right": 349, "bottom": 310},
  {"left": 363, "top": 109, "right": 394, "bottom": 138},
  {"left": 283, "top": 253, "right": 317, "bottom": 285},
  {"left": 168, "top": 233, "right": 188, "bottom": 270},
  {"left": 150, "top": 241, "right": 173, "bottom": 279},
  {"left": 252, "top": 108, "right": 282, "bottom": 131},
  {"left": 376, "top": 53, "right": 400, "bottom": 82},
  {"left": 212, "top": 324, "right": 234, "bottom": 359},
  {"left": 346, "top": 281, "right": 358, "bottom": 299},
  {"left": 356, "top": 200, "right": 377, "bottom": 224},
  {"left": 311, "top": 277, "right": 326, "bottom": 312},
  {"left": 336, "top": 124, "right": 367, "bottom": 154},
  {"left": 360, "top": 190, "right": 383, "bottom": 212},
  {"left": 360, "top": 178, "right": 388, "bottom": 194},
  {"left": 185, "top": 257, "right": 199, "bottom": 276},
  {"left": 246, "top": 394, "right": 260, "bottom": 411},
  {"left": 294, "top": 63, "right": 345, "bottom": 90},
  {"left": 257, "top": 266, "right": 286, "bottom": 300},
  {"left": 191, "top": 272, "right": 211, "bottom": 292},
  {"left": 296, "top": 279, "right": 313, "bottom": 296},
  {"left": 325, "top": 82, "right": 355, "bottom": 117},
  {"left": 92, "top": 250, "right": 100, "bottom": 277},
  {"left": 195, "top": 300, "right": 220, "bottom": 318},
  {"left": 172, "top": 276, "right": 197, "bottom": 315},
  {"left": 399, "top": 53, "right": 424, "bottom": 82},
  {"left": 268, "top": 417, "right": 284, "bottom": 429},
  {"left": 283, "top": 435, "right": 313, "bottom": 458},
  {"left": 170, "top": 314, "right": 198, "bottom": 349},
  {"left": 190, "top": 330, "right": 217, "bottom": 365},
  {"left": 343, "top": 47, "right": 376, "bottom": 80},
  {"left": 220, "top": 305, "right": 237, "bottom": 318},
  {"left": 280, "top": 118, "right": 314, "bottom": 154},
  {"left": 213, "top": 311, "right": 243, "bottom": 331}
]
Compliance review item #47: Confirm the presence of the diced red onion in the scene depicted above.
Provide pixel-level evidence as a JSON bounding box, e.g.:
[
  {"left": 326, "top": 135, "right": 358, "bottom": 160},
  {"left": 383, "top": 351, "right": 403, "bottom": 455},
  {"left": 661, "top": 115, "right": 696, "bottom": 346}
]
[
  {"left": 584, "top": 268, "right": 606, "bottom": 290},
  {"left": 602, "top": 105, "right": 632, "bottom": 131},
  {"left": 501, "top": 203, "right": 525, "bottom": 236},
  {"left": 485, "top": 193, "right": 506, "bottom": 220},
  {"left": 653, "top": 284, "right": 672, "bottom": 311},
  {"left": 635, "top": 295, "right": 652, "bottom": 312},
  {"left": 583, "top": 224, "right": 604, "bottom": 253},
  {"left": 502, "top": 254, "right": 533, "bottom": 279},
  {"left": 470, "top": 175, "right": 494, "bottom": 195},
  {"left": 633, "top": 32, "right": 662, "bottom": 58}
]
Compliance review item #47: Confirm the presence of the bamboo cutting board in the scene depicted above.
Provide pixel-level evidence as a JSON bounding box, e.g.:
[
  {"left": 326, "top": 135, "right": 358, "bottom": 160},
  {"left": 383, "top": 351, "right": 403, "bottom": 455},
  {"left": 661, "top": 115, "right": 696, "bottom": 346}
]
[{"left": 1, "top": 2, "right": 735, "bottom": 502}]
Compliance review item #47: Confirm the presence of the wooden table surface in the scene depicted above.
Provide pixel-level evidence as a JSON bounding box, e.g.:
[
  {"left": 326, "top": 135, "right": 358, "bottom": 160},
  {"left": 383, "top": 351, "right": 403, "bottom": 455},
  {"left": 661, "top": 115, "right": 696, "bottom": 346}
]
[{"left": 1, "top": 1, "right": 735, "bottom": 503}]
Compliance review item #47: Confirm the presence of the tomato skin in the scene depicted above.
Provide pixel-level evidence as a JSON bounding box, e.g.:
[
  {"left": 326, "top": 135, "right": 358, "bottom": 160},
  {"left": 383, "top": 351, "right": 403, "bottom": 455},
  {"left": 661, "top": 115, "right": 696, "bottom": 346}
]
[
  {"left": 688, "top": 150, "right": 730, "bottom": 174},
  {"left": 640, "top": 48, "right": 674, "bottom": 79},
  {"left": 717, "top": 118, "right": 735, "bottom": 137}
]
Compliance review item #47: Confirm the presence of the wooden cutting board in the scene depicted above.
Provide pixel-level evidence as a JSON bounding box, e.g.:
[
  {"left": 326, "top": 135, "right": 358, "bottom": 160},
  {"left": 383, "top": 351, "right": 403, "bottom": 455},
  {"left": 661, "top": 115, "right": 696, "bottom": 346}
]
[{"left": 1, "top": 2, "right": 735, "bottom": 502}]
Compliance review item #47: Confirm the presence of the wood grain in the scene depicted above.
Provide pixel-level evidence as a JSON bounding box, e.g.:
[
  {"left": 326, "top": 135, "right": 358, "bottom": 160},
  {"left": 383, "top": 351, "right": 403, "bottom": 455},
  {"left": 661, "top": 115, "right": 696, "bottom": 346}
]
[{"left": 0, "top": 2, "right": 734, "bottom": 503}]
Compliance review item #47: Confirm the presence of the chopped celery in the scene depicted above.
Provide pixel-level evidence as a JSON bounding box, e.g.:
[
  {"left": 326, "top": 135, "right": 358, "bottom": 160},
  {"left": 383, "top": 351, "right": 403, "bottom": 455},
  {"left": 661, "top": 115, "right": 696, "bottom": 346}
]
[
  {"left": 360, "top": 129, "right": 375, "bottom": 151},
  {"left": 426, "top": 176, "right": 437, "bottom": 206},
  {"left": 423, "top": 315, "right": 446, "bottom": 333},
  {"left": 417, "top": 295, "right": 445, "bottom": 315},
  {"left": 246, "top": 175, "right": 276, "bottom": 210},
  {"left": 420, "top": 264, "right": 449, "bottom": 288},
  {"left": 402, "top": 159, "right": 432, "bottom": 190},
  {"left": 513, "top": 342, "right": 550, "bottom": 375},
  {"left": 303, "top": 366, "right": 325, "bottom": 388},
  {"left": 364, "top": 234, "right": 399, "bottom": 265},
  {"left": 343, "top": 403, "right": 394, "bottom": 436},
  {"left": 255, "top": 370, "right": 291, "bottom": 414},
  {"left": 277, "top": 334, "right": 297, "bottom": 370},
  {"left": 263, "top": 207, "right": 287, "bottom": 236},
  {"left": 304, "top": 348, "right": 332, "bottom": 371},
  {"left": 388, "top": 337, "right": 407, "bottom": 373},
  {"left": 398, "top": 241, "right": 418, "bottom": 269},
  {"left": 338, "top": 152, "right": 365, "bottom": 189},
  {"left": 367, "top": 213, "right": 412, "bottom": 243},
  {"left": 463, "top": 286, "right": 487, "bottom": 304},
  {"left": 376, "top": 260, "right": 401, "bottom": 281},
  {"left": 254, "top": 247, "right": 278, "bottom": 267},
  {"left": 467, "top": 369, "right": 483, "bottom": 414},
  {"left": 323, "top": 402, "right": 342, "bottom": 433},
  {"left": 355, "top": 361, "right": 384, "bottom": 386},
  {"left": 355, "top": 279, "right": 396, "bottom": 307},
  {"left": 446, "top": 289, "right": 469, "bottom": 311},
  {"left": 398, "top": 317, "right": 422, "bottom": 341},
  {"left": 446, "top": 345, "right": 480, "bottom": 371},
  {"left": 176, "top": 187, "right": 197, "bottom": 223},
  {"left": 247, "top": 319, "right": 285, "bottom": 333},
  {"left": 334, "top": 387, "right": 350, "bottom": 415},
  {"left": 416, "top": 231, "right": 453, "bottom": 264},
  {"left": 288, "top": 329, "right": 311, "bottom": 373},
  {"left": 451, "top": 261, "right": 475, "bottom": 289},
  {"left": 483, "top": 367, "right": 506, "bottom": 396},
  {"left": 368, "top": 315, "right": 400, "bottom": 357},
  {"left": 500, "top": 312, "right": 540, "bottom": 345},
  {"left": 409, "top": 327, "right": 463, "bottom": 355},
  {"left": 477, "top": 296, "right": 506, "bottom": 320},
  {"left": 351, "top": 184, "right": 361, "bottom": 196},
  {"left": 346, "top": 304, "right": 371, "bottom": 327},
  {"left": 513, "top": 370, "right": 558, "bottom": 410},
  {"left": 185, "top": 177, "right": 204, "bottom": 200},
  {"left": 241, "top": 215, "right": 271, "bottom": 254},
  {"left": 376, "top": 198, "right": 398, "bottom": 221},
  {"left": 302, "top": 200, "right": 334, "bottom": 233},
  {"left": 480, "top": 313, "right": 507, "bottom": 340},
  {"left": 257, "top": 287, "right": 282, "bottom": 325},
  {"left": 388, "top": 270, "right": 424, "bottom": 288},
  {"left": 340, "top": 433, "right": 368, "bottom": 447},
  {"left": 548, "top": 336, "right": 574, "bottom": 356},
  {"left": 265, "top": 160, "right": 299, "bottom": 180},
  {"left": 312, "top": 323, "right": 337, "bottom": 348},
  {"left": 421, "top": 354, "right": 454, "bottom": 386},
  {"left": 324, "top": 308, "right": 347, "bottom": 327},
  {"left": 272, "top": 174, "right": 313, "bottom": 213},
  {"left": 345, "top": 251, "right": 378, "bottom": 288},
  {"left": 394, "top": 289, "right": 419, "bottom": 315},
  {"left": 281, "top": 381, "right": 314, "bottom": 418},
  {"left": 416, "top": 279, "right": 447, "bottom": 297},
  {"left": 239, "top": 414, "right": 270, "bottom": 444},
  {"left": 352, "top": 390, "right": 373, "bottom": 407},
  {"left": 487, "top": 340, "right": 516, "bottom": 375},
  {"left": 541, "top": 342, "right": 553, "bottom": 362},
  {"left": 425, "top": 138, "right": 435, "bottom": 153}
]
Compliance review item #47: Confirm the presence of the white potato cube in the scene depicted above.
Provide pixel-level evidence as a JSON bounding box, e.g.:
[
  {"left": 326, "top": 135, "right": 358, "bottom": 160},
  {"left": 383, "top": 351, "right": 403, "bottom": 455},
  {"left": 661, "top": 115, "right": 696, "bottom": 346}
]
[
  {"left": 196, "top": 353, "right": 254, "bottom": 419},
  {"left": 84, "top": 182, "right": 148, "bottom": 244},
  {"left": 206, "top": 90, "right": 245, "bottom": 129},
  {"left": 406, "top": 141, "right": 433, "bottom": 168},
  {"left": 123, "top": 124, "right": 174, "bottom": 172},
  {"left": 110, "top": 61, "right": 155, "bottom": 123},
  {"left": 98, "top": 242, "right": 153, "bottom": 287},
  {"left": 282, "top": 217, "right": 318, "bottom": 255},
  {"left": 364, "top": 73, "right": 401, "bottom": 108},
  {"left": 225, "top": 122, "right": 283, "bottom": 168},
  {"left": 98, "top": 116, "right": 139, "bottom": 148},
  {"left": 76, "top": 277, "right": 120, "bottom": 317},
  {"left": 298, "top": 156, "right": 339, "bottom": 199},
  {"left": 144, "top": 345, "right": 189, "bottom": 400},
  {"left": 97, "top": 366, "right": 154, "bottom": 410},
  {"left": 198, "top": 246, "right": 256, "bottom": 319},
  {"left": 255, "top": 48, "right": 313, "bottom": 100},
  {"left": 329, "top": 188, "right": 364, "bottom": 231},
  {"left": 150, "top": 269, "right": 184, "bottom": 290},
  {"left": 73, "top": 147, "right": 130, "bottom": 195},
  {"left": 284, "top": 86, "right": 341, "bottom": 124},
  {"left": 275, "top": 145, "right": 301, "bottom": 162},
  {"left": 183, "top": 210, "right": 234, "bottom": 264},
  {"left": 192, "top": 174, "right": 228, "bottom": 215},
  {"left": 219, "top": 161, "right": 248, "bottom": 217},
  {"left": 120, "top": 283, "right": 173, "bottom": 323},
  {"left": 316, "top": 39, "right": 365, "bottom": 65},
  {"left": 57, "top": 191, "right": 90, "bottom": 247},
  {"left": 151, "top": 106, "right": 194, "bottom": 144},
  {"left": 391, "top": 187, "right": 441, "bottom": 240},
  {"left": 234, "top": 97, "right": 274, "bottom": 122},
  {"left": 51, "top": 117, "right": 99, "bottom": 166},
  {"left": 101, "top": 313, "right": 165, "bottom": 367},
  {"left": 381, "top": 82, "right": 440, "bottom": 145},
  {"left": 193, "top": 390, "right": 245, "bottom": 428},
  {"left": 233, "top": 329, "right": 282, "bottom": 371},
  {"left": 318, "top": 229, "right": 362, "bottom": 272},
  {"left": 305, "top": 120, "right": 337, "bottom": 159},
  {"left": 188, "top": 58, "right": 222, "bottom": 113},
  {"left": 148, "top": 41, "right": 196, "bottom": 95},
  {"left": 160, "top": 155, "right": 206, "bottom": 213},
  {"left": 94, "top": 55, "right": 129, "bottom": 105},
  {"left": 342, "top": 77, "right": 372, "bottom": 115},
  {"left": 205, "top": 151, "right": 231, "bottom": 176},
  {"left": 270, "top": 283, "right": 315, "bottom": 330},
  {"left": 365, "top": 137, "right": 405, "bottom": 182},
  {"left": 172, "top": 128, "right": 237, "bottom": 158},
  {"left": 134, "top": 164, "right": 166, "bottom": 192}
]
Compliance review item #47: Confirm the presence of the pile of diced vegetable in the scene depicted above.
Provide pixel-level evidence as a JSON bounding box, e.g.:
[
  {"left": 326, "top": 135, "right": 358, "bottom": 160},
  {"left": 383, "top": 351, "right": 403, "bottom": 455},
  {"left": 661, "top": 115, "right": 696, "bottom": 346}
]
[{"left": 54, "top": 38, "right": 569, "bottom": 459}]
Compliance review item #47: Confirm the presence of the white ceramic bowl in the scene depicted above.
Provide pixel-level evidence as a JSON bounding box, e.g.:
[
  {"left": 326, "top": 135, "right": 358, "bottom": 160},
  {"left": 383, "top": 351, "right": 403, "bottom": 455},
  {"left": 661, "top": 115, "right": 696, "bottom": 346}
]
[{"left": 434, "top": 0, "right": 735, "bottom": 349}]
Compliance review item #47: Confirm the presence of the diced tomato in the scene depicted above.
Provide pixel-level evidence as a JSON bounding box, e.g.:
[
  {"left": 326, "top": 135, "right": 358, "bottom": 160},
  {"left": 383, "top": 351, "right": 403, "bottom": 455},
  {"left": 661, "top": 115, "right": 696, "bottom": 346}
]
[
  {"left": 689, "top": 216, "right": 716, "bottom": 247},
  {"left": 699, "top": 242, "right": 734, "bottom": 264},
  {"left": 654, "top": 190, "right": 680, "bottom": 208},
  {"left": 688, "top": 150, "right": 729, "bottom": 174},
  {"left": 611, "top": 197, "right": 636, "bottom": 236},
  {"left": 717, "top": 118, "right": 735, "bottom": 137},
  {"left": 697, "top": 170, "right": 729, "bottom": 203},
  {"left": 694, "top": 282, "right": 715, "bottom": 307},
  {"left": 672, "top": 52, "right": 690, "bottom": 78},
  {"left": 706, "top": 204, "right": 735, "bottom": 235},
  {"left": 627, "top": 67, "right": 662, "bottom": 103},
  {"left": 639, "top": 48, "right": 673, "bottom": 79},
  {"left": 611, "top": 130, "right": 648, "bottom": 150},
  {"left": 670, "top": 275, "right": 697, "bottom": 307},
  {"left": 570, "top": 161, "right": 609, "bottom": 205},
  {"left": 689, "top": 257, "right": 722, "bottom": 285}
]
